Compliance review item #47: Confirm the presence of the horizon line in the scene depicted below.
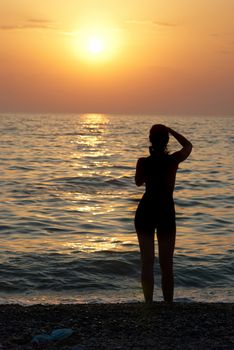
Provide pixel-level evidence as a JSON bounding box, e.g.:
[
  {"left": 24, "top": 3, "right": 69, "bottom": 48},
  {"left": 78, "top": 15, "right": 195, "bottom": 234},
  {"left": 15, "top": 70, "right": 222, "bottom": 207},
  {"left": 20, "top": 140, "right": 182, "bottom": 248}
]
[{"left": 0, "top": 111, "right": 233, "bottom": 117}]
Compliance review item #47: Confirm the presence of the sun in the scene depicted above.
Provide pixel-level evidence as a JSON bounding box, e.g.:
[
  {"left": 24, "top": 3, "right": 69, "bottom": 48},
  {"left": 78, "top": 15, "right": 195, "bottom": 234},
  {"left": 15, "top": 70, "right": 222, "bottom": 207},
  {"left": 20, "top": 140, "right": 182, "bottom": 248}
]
[
  {"left": 72, "top": 26, "right": 121, "bottom": 63},
  {"left": 87, "top": 37, "right": 105, "bottom": 54}
]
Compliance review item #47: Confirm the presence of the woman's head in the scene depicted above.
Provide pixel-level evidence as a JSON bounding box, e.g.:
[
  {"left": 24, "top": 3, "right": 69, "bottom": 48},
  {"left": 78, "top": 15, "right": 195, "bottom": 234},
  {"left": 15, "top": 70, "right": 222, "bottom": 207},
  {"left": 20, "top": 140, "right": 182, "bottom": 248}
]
[{"left": 149, "top": 124, "right": 169, "bottom": 154}]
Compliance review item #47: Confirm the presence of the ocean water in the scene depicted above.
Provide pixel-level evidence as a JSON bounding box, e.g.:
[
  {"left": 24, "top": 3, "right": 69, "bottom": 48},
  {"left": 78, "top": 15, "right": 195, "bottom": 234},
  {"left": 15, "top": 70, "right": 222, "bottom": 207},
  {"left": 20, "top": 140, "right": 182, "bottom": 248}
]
[{"left": 0, "top": 113, "right": 233, "bottom": 304}]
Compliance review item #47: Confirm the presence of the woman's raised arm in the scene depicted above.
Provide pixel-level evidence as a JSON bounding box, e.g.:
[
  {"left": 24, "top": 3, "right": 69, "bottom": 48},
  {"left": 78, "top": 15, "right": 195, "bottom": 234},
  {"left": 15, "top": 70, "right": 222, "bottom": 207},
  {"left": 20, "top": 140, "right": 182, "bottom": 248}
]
[{"left": 168, "top": 127, "right": 193, "bottom": 163}]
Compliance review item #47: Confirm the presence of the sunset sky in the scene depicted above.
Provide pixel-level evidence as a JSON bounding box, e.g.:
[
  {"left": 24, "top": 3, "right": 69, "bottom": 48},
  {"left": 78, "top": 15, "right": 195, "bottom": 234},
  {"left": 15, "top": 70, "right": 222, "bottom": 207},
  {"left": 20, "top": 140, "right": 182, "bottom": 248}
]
[{"left": 1, "top": 0, "right": 233, "bottom": 115}]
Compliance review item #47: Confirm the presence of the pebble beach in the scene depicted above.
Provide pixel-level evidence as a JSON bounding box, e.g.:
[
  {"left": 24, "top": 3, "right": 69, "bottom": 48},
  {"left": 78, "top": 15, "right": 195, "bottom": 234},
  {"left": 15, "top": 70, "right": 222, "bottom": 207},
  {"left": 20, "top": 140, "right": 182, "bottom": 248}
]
[{"left": 0, "top": 302, "right": 233, "bottom": 349}]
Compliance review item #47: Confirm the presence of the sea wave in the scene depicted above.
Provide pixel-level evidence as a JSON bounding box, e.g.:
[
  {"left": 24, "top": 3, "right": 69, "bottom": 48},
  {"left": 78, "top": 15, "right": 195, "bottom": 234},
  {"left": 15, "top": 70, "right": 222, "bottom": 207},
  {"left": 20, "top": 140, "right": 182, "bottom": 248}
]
[{"left": 0, "top": 114, "right": 233, "bottom": 303}]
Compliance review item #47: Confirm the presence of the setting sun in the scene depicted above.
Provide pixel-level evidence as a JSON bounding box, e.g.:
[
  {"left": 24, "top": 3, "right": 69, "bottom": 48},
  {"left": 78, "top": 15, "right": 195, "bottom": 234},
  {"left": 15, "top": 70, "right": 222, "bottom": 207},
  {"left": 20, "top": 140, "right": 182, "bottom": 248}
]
[
  {"left": 87, "top": 37, "right": 105, "bottom": 54},
  {"left": 72, "top": 26, "right": 121, "bottom": 63}
]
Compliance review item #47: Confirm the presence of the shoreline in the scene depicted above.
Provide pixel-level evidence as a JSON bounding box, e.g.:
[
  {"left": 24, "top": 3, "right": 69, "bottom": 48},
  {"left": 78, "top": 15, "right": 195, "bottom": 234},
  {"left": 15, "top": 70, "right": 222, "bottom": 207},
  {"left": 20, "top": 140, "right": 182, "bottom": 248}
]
[{"left": 0, "top": 302, "right": 233, "bottom": 349}]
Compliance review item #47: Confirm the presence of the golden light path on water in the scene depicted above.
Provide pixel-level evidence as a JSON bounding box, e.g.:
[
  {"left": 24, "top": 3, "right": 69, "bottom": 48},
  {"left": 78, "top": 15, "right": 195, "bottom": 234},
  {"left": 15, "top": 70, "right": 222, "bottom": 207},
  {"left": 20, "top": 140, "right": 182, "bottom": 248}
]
[{"left": 58, "top": 113, "right": 135, "bottom": 254}]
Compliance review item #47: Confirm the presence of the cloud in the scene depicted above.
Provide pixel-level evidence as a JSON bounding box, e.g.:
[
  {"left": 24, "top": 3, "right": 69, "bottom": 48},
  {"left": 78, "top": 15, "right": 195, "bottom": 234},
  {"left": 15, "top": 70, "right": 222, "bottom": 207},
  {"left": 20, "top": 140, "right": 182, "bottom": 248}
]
[
  {"left": 210, "top": 32, "right": 234, "bottom": 38},
  {"left": 210, "top": 33, "right": 234, "bottom": 54},
  {"left": 26, "top": 18, "right": 53, "bottom": 24},
  {"left": 153, "top": 21, "right": 177, "bottom": 27},
  {"left": 0, "top": 18, "right": 56, "bottom": 31},
  {"left": 124, "top": 19, "right": 177, "bottom": 28},
  {"left": 217, "top": 49, "right": 233, "bottom": 55}
]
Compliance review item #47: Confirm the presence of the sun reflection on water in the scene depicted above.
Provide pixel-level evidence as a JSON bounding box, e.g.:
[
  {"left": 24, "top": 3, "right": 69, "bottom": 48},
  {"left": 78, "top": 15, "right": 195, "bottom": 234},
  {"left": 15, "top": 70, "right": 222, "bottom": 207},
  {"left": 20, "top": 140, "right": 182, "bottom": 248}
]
[
  {"left": 63, "top": 234, "right": 136, "bottom": 254},
  {"left": 55, "top": 113, "right": 116, "bottom": 221},
  {"left": 65, "top": 239, "right": 118, "bottom": 253},
  {"left": 80, "top": 113, "right": 109, "bottom": 126}
]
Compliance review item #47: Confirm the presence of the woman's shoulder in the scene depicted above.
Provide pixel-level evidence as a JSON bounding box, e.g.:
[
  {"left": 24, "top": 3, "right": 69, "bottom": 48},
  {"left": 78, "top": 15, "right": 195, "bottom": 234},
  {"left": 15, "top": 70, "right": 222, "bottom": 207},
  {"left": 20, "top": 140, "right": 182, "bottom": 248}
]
[
  {"left": 136, "top": 156, "right": 151, "bottom": 169},
  {"left": 137, "top": 156, "right": 150, "bottom": 163}
]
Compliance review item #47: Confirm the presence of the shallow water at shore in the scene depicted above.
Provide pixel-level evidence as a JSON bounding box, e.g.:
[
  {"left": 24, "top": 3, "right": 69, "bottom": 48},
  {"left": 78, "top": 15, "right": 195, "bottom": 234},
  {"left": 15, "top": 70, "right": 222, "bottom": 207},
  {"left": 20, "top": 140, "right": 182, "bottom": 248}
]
[{"left": 0, "top": 114, "right": 233, "bottom": 303}]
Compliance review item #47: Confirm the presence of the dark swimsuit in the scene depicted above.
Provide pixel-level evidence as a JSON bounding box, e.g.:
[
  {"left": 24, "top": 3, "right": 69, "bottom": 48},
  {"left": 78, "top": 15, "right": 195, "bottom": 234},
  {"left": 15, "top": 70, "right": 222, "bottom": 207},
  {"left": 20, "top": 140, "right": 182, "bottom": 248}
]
[{"left": 134, "top": 154, "right": 178, "bottom": 234}]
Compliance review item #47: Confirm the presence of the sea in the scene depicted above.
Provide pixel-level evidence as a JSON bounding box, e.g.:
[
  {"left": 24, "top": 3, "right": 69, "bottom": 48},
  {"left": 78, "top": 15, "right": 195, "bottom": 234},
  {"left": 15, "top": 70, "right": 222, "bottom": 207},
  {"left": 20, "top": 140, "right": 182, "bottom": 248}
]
[{"left": 0, "top": 113, "right": 233, "bottom": 304}]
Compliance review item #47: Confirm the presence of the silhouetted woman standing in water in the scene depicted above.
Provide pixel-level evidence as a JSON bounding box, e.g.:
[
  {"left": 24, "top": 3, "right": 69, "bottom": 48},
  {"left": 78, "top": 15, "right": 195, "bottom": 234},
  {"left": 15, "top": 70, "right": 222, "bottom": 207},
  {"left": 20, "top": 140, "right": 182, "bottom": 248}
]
[{"left": 135, "top": 125, "right": 192, "bottom": 303}]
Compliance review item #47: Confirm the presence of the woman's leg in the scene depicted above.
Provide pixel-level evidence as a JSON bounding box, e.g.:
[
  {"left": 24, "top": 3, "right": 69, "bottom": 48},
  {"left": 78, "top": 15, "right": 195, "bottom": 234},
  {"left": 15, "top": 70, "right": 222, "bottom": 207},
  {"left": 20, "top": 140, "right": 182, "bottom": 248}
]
[
  {"left": 136, "top": 229, "right": 155, "bottom": 303},
  {"left": 156, "top": 227, "right": 176, "bottom": 302}
]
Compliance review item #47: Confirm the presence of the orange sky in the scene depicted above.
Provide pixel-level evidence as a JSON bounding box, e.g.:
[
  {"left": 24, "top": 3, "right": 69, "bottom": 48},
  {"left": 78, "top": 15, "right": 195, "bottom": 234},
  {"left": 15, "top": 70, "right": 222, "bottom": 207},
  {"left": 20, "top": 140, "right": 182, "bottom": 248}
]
[{"left": 0, "top": 0, "right": 233, "bottom": 114}]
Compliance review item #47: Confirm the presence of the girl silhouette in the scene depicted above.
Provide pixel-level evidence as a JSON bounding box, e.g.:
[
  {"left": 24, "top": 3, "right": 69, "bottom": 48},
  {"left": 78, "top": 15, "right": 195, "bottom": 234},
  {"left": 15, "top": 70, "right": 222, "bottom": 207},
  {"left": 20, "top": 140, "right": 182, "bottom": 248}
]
[{"left": 135, "top": 125, "right": 192, "bottom": 303}]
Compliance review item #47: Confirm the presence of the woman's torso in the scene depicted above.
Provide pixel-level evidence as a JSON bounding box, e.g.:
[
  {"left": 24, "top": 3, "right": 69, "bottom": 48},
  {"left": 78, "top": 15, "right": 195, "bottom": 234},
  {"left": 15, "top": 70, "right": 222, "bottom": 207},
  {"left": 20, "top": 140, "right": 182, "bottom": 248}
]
[{"left": 142, "top": 154, "right": 178, "bottom": 202}]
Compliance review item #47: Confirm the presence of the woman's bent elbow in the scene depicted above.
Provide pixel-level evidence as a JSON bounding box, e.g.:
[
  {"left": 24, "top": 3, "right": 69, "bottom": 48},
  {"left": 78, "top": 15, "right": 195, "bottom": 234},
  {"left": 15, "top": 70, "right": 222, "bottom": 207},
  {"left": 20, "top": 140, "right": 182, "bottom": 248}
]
[
  {"left": 189, "top": 142, "right": 193, "bottom": 153},
  {"left": 135, "top": 178, "right": 144, "bottom": 186}
]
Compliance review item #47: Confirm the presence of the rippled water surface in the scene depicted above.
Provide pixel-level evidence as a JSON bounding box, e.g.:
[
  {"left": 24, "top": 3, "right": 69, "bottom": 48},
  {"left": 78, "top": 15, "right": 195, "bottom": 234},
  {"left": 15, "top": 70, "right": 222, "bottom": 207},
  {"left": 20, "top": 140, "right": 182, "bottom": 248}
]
[{"left": 0, "top": 114, "right": 233, "bottom": 303}]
